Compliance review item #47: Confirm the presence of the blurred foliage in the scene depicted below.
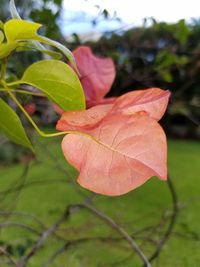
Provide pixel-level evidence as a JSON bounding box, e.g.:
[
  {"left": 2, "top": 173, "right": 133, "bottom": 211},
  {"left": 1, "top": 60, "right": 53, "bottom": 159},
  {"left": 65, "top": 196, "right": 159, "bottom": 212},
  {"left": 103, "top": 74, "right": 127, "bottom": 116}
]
[
  {"left": 80, "top": 18, "right": 200, "bottom": 138},
  {"left": 0, "top": 0, "right": 63, "bottom": 39},
  {"left": 0, "top": 139, "right": 31, "bottom": 165},
  {"left": 0, "top": 0, "right": 65, "bottom": 77},
  {"left": 0, "top": 1, "right": 199, "bottom": 138}
]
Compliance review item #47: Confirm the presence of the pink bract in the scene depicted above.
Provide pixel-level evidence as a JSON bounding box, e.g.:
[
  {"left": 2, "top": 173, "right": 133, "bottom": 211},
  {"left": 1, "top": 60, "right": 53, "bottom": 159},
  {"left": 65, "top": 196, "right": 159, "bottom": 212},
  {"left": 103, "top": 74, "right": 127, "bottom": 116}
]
[
  {"left": 53, "top": 46, "right": 116, "bottom": 114},
  {"left": 72, "top": 46, "right": 116, "bottom": 107},
  {"left": 111, "top": 88, "right": 171, "bottom": 121},
  {"left": 57, "top": 88, "right": 170, "bottom": 196}
]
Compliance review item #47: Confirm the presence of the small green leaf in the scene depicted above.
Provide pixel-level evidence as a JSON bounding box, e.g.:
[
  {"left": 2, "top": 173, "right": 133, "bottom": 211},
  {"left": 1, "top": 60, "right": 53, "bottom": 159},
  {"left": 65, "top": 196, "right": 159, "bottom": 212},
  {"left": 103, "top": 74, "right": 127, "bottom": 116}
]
[
  {"left": 21, "top": 60, "right": 85, "bottom": 110},
  {"left": 0, "top": 42, "right": 17, "bottom": 59},
  {"left": 4, "top": 18, "right": 78, "bottom": 71},
  {"left": 0, "top": 30, "right": 4, "bottom": 43},
  {"left": 4, "top": 19, "right": 42, "bottom": 42},
  {"left": 0, "top": 98, "right": 33, "bottom": 150},
  {"left": 38, "top": 49, "right": 62, "bottom": 59},
  {"left": 161, "top": 70, "right": 173, "bottom": 83},
  {"left": 175, "top": 19, "right": 190, "bottom": 46},
  {"left": 36, "top": 36, "right": 79, "bottom": 73},
  {"left": 16, "top": 42, "right": 62, "bottom": 59},
  {"left": 9, "top": 1, "right": 57, "bottom": 58}
]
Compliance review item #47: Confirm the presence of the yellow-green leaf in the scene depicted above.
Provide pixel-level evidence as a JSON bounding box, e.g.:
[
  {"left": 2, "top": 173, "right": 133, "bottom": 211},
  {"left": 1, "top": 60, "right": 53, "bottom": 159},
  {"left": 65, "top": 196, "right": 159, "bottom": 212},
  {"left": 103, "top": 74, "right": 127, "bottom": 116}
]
[
  {"left": 37, "top": 36, "right": 79, "bottom": 73},
  {"left": 0, "top": 98, "right": 33, "bottom": 150},
  {"left": 4, "top": 19, "right": 41, "bottom": 42},
  {"left": 16, "top": 41, "right": 62, "bottom": 59},
  {"left": 0, "top": 42, "right": 17, "bottom": 59},
  {"left": 4, "top": 18, "right": 77, "bottom": 69},
  {"left": 8, "top": 1, "right": 61, "bottom": 59},
  {"left": 0, "top": 30, "right": 4, "bottom": 43},
  {"left": 21, "top": 60, "right": 85, "bottom": 110}
]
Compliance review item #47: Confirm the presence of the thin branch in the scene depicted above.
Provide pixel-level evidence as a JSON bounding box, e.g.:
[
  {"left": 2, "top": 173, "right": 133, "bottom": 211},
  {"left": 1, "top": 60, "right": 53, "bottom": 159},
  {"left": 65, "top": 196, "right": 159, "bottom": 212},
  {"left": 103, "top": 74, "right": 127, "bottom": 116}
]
[
  {"left": 17, "top": 201, "right": 152, "bottom": 267},
  {"left": 43, "top": 236, "right": 126, "bottom": 267},
  {"left": 44, "top": 233, "right": 156, "bottom": 267},
  {"left": 110, "top": 253, "right": 134, "bottom": 267},
  {"left": 0, "top": 88, "right": 45, "bottom": 97},
  {"left": 0, "top": 211, "right": 47, "bottom": 229},
  {"left": 36, "top": 139, "right": 96, "bottom": 200},
  {"left": 147, "top": 175, "right": 178, "bottom": 264},
  {"left": 17, "top": 206, "right": 71, "bottom": 267},
  {"left": 43, "top": 241, "right": 71, "bottom": 267},
  {"left": 77, "top": 203, "right": 151, "bottom": 267},
  {"left": 0, "top": 247, "right": 18, "bottom": 266},
  {"left": 0, "top": 222, "right": 41, "bottom": 236},
  {"left": 0, "top": 163, "right": 29, "bottom": 201},
  {"left": 0, "top": 178, "right": 69, "bottom": 196}
]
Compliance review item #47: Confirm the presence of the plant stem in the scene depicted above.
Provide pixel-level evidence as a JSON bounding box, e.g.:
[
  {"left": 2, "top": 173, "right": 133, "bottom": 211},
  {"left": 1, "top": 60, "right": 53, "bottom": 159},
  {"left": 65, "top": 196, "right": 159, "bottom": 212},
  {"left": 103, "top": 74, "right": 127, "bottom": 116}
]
[
  {"left": 79, "top": 203, "right": 152, "bottom": 267},
  {"left": 0, "top": 58, "right": 7, "bottom": 80},
  {"left": 1, "top": 82, "right": 122, "bottom": 152},
  {"left": 147, "top": 175, "right": 178, "bottom": 264},
  {"left": 0, "top": 88, "right": 45, "bottom": 96},
  {"left": 6, "top": 80, "right": 23, "bottom": 87},
  {"left": 1, "top": 81, "right": 96, "bottom": 141}
]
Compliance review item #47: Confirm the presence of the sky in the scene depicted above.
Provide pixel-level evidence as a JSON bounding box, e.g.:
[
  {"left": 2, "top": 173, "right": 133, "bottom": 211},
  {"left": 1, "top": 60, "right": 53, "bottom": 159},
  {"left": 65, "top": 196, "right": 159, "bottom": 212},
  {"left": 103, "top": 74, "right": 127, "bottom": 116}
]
[{"left": 61, "top": 0, "right": 200, "bottom": 38}]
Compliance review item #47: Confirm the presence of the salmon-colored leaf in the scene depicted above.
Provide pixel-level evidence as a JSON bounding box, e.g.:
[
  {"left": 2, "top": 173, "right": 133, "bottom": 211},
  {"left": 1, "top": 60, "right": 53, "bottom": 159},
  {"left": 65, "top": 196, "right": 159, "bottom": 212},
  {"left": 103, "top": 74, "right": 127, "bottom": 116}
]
[
  {"left": 56, "top": 104, "right": 113, "bottom": 132},
  {"left": 72, "top": 46, "right": 116, "bottom": 104},
  {"left": 111, "top": 88, "right": 171, "bottom": 121},
  {"left": 53, "top": 96, "right": 116, "bottom": 114},
  {"left": 87, "top": 96, "right": 117, "bottom": 108},
  {"left": 61, "top": 112, "right": 167, "bottom": 196},
  {"left": 52, "top": 103, "right": 64, "bottom": 115}
]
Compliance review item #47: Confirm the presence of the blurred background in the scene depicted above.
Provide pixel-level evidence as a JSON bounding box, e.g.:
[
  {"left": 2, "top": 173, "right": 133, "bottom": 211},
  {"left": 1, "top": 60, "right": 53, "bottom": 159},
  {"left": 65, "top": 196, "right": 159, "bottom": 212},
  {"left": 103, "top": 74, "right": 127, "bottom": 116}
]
[
  {"left": 1, "top": 0, "right": 200, "bottom": 139},
  {"left": 0, "top": 1, "right": 200, "bottom": 266}
]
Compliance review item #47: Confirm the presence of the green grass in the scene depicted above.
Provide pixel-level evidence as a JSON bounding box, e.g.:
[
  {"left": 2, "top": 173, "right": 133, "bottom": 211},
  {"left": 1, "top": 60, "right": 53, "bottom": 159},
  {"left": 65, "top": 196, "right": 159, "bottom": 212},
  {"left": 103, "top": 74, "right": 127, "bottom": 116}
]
[{"left": 0, "top": 138, "right": 199, "bottom": 267}]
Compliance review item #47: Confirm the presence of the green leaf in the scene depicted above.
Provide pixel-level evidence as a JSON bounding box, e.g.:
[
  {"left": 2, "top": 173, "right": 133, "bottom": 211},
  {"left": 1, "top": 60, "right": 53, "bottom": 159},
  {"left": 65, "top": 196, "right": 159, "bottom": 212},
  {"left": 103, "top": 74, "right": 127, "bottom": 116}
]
[
  {"left": 0, "top": 30, "right": 4, "bottom": 43},
  {"left": 0, "top": 98, "right": 33, "bottom": 150},
  {"left": 4, "top": 19, "right": 42, "bottom": 42},
  {"left": 160, "top": 70, "right": 173, "bottom": 83},
  {"left": 53, "top": 0, "right": 62, "bottom": 6},
  {"left": 4, "top": 18, "right": 78, "bottom": 71},
  {"left": 0, "top": 42, "right": 17, "bottom": 59},
  {"left": 175, "top": 19, "right": 190, "bottom": 46},
  {"left": 21, "top": 60, "right": 85, "bottom": 110},
  {"left": 9, "top": 1, "right": 59, "bottom": 59}
]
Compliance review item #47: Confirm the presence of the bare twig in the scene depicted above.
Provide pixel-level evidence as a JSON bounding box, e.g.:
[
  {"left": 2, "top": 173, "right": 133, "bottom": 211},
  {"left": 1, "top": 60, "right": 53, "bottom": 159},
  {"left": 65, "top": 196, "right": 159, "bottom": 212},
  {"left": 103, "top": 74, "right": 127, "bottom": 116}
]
[
  {"left": 0, "top": 164, "right": 29, "bottom": 211},
  {"left": 17, "top": 206, "right": 71, "bottom": 267},
  {"left": 0, "top": 211, "right": 47, "bottom": 229},
  {"left": 147, "top": 175, "right": 178, "bottom": 264},
  {"left": 110, "top": 253, "right": 135, "bottom": 267},
  {"left": 77, "top": 203, "right": 151, "bottom": 267},
  {"left": 0, "top": 222, "right": 41, "bottom": 236},
  {"left": 0, "top": 178, "right": 68, "bottom": 196},
  {"left": 17, "top": 201, "right": 152, "bottom": 267},
  {"left": 0, "top": 247, "right": 18, "bottom": 266},
  {"left": 36, "top": 139, "right": 95, "bottom": 200},
  {"left": 44, "top": 228, "right": 161, "bottom": 267},
  {"left": 43, "top": 235, "right": 127, "bottom": 267}
]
